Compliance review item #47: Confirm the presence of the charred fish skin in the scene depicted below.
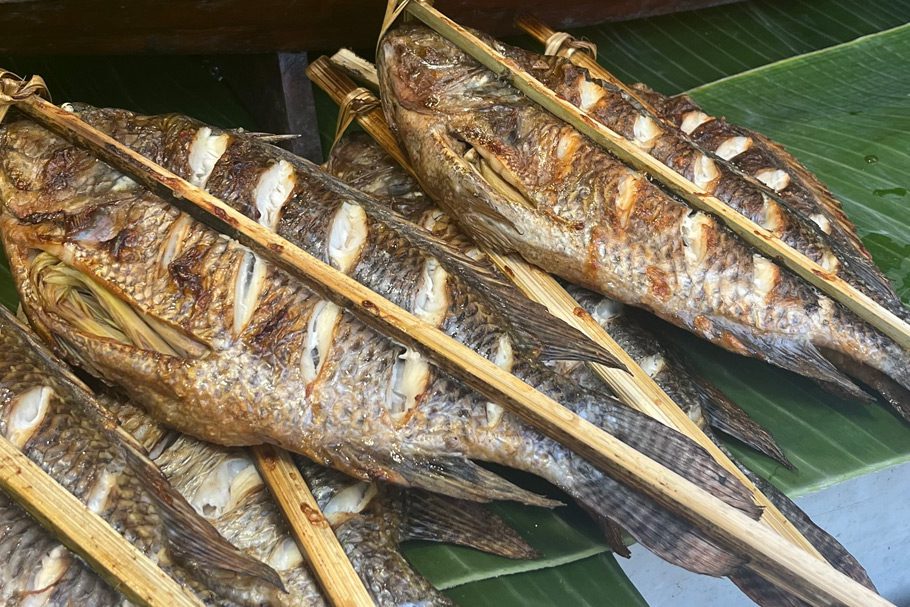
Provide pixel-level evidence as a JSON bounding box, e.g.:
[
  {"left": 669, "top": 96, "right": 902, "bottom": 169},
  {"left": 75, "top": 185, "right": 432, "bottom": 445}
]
[
  {"left": 0, "top": 307, "right": 282, "bottom": 606},
  {"left": 0, "top": 112, "right": 771, "bottom": 583},
  {"left": 377, "top": 24, "right": 910, "bottom": 420},
  {"left": 499, "top": 45, "right": 905, "bottom": 317}
]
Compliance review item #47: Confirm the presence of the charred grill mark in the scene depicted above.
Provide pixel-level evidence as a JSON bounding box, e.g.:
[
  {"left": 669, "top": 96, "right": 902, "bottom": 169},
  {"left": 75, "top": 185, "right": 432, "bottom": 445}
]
[{"left": 168, "top": 245, "right": 206, "bottom": 298}]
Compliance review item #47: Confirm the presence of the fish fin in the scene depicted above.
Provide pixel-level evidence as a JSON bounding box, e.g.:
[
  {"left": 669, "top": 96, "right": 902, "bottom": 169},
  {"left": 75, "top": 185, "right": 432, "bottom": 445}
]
[
  {"left": 125, "top": 447, "right": 286, "bottom": 592},
  {"left": 699, "top": 383, "right": 794, "bottom": 470},
  {"left": 730, "top": 569, "right": 813, "bottom": 607},
  {"left": 0, "top": 308, "right": 285, "bottom": 591},
  {"left": 743, "top": 468, "right": 876, "bottom": 591},
  {"left": 550, "top": 383, "right": 759, "bottom": 576},
  {"left": 333, "top": 446, "right": 561, "bottom": 508},
  {"left": 820, "top": 347, "right": 910, "bottom": 422},
  {"left": 401, "top": 490, "right": 539, "bottom": 559},
  {"left": 569, "top": 458, "right": 746, "bottom": 577},
  {"left": 705, "top": 317, "right": 870, "bottom": 400},
  {"left": 579, "top": 505, "right": 631, "bottom": 558}
]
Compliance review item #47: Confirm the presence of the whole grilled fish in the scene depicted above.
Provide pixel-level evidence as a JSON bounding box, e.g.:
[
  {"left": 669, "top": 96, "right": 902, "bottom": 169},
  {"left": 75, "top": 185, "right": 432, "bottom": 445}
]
[
  {"left": 328, "top": 131, "right": 791, "bottom": 469},
  {"left": 0, "top": 306, "right": 283, "bottom": 606},
  {"left": 327, "top": 132, "right": 877, "bottom": 605},
  {"left": 377, "top": 24, "right": 910, "bottom": 420},
  {"left": 496, "top": 43, "right": 906, "bottom": 318},
  {"left": 0, "top": 108, "right": 766, "bottom": 587}
]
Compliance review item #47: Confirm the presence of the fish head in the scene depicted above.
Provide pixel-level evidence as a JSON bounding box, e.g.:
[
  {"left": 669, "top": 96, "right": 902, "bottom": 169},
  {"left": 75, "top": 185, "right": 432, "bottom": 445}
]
[
  {"left": 0, "top": 118, "right": 220, "bottom": 380},
  {"left": 378, "top": 25, "right": 594, "bottom": 255}
]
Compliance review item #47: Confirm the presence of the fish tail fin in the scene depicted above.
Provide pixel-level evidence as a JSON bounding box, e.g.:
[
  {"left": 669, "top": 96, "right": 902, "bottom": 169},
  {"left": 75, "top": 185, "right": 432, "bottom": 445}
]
[
  {"left": 698, "top": 383, "right": 794, "bottom": 469},
  {"left": 330, "top": 446, "right": 560, "bottom": 508},
  {"left": 728, "top": 466, "right": 876, "bottom": 607},
  {"left": 400, "top": 490, "right": 539, "bottom": 559},
  {"left": 536, "top": 388, "right": 764, "bottom": 577}
]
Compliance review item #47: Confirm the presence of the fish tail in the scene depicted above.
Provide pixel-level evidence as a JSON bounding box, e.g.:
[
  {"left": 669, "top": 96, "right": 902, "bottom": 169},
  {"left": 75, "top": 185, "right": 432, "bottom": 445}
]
[
  {"left": 335, "top": 507, "right": 455, "bottom": 607},
  {"left": 400, "top": 490, "right": 539, "bottom": 559},
  {"left": 817, "top": 313, "right": 910, "bottom": 420},
  {"left": 528, "top": 383, "right": 766, "bottom": 577}
]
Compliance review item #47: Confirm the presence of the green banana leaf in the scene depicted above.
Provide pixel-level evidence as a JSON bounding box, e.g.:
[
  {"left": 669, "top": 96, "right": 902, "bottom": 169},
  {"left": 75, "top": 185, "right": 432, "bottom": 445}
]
[{"left": 1, "top": 0, "right": 908, "bottom": 604}]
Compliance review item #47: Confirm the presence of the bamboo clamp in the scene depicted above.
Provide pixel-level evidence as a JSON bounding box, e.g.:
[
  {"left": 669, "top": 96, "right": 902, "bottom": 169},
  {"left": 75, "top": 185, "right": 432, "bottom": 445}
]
[
  {"left": 3, "top": 69, "right": 892, "bottom": 607},
  {"left": 399, "top": 0, "right": 910, "bottom": 351}
]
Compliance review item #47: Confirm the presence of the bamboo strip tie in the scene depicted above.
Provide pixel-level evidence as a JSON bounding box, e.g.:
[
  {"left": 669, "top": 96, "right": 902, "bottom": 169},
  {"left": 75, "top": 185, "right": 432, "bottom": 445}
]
[
  {"left": 4, "top": 71, "right": 891, "bottom": 607},
  {"left": 0, "top": 71, "right": 374, "bottom": 607},
  {"left": 0, "top": 435, "right": 205, "bottom": 607},
  {"left": 308, "top": 54, "right": 823, "bottom": 560},
  {"left": 401, "top": 0, "right": 910, "bottom": 351}
]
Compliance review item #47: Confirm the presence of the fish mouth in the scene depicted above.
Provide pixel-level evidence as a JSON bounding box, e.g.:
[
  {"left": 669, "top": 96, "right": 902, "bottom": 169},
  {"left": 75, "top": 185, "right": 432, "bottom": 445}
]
[{"left": 26, "top": 250, "right": 208, "bottom": 359}]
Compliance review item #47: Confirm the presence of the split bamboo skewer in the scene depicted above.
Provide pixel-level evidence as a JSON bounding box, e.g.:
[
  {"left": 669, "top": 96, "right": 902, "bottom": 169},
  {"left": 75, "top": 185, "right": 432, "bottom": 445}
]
[
  {"left": 4, "top": 77, "right": 891, "bottom": 607},
  {"left": 0, "top": 435, "right": 204, "bottom": 607},
  {"left": 307, "top": 55, "right": 823, "bottom": 559},
  {"left": 253, "top": 445, "right": 373, "bottom": 607},
  {"left": 400, "top": 0, "right": 910, "bottom": 351}
]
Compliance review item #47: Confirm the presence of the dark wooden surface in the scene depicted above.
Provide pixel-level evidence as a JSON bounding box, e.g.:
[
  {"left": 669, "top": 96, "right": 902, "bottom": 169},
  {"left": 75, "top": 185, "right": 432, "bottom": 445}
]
[{"left": 0, "top": 0, "right": 738, "bottom": 54}]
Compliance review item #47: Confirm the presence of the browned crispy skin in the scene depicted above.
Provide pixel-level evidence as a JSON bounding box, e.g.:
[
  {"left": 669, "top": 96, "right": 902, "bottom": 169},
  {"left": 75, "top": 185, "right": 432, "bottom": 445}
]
[
  {"left": 0, "top": 108, "right": 767, "bottom": 582},
  {"left": 499, "top": 47, "right": 905, "bottom": 318},
  {"left": 377, "top": 24, "right": 910, "bottom": 420}
]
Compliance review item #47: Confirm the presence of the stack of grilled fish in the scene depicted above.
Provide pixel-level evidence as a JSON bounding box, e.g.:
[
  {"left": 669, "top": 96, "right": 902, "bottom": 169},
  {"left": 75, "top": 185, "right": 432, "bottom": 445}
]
[{"left": 0, "top": 18, "right": 905, "bottom": 607}]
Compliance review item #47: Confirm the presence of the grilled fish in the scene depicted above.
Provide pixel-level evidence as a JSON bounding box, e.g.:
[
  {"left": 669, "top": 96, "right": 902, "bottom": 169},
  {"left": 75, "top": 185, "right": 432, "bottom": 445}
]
[
  {"left": 0, "top": 107, "right": 767, "bottom": 586},
  {"left": 0, "top": 306, "right": 283, "bottom": 606},
  {"left": 327, "top": 132, "right": 877, "bottom": 604},
  {"left": 328, "top": 131, "right": 791, "bottom": 469},
  {"left": 497, "top": 43, "right": 906, "bottom": 318},
  {"left": 377, "top": 24, "right": 910, "bottom": 420}
]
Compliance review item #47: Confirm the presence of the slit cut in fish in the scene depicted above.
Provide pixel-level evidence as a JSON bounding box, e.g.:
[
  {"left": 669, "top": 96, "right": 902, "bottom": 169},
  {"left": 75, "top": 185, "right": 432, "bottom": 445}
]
[
  {"left": 328, "top": 202, "right": 369, "bottom": 273},
  {"left": 301, "top": 300, "right": 342, "bottom": 384},
  {"left": 254, "top": 160, "right": 296, "bottom": 230},
  {"left": 233, "top": 251, "right": 267, "bottom": 337},
  {"left": 188, "top": 127, "right": 230, "bottom": 187},
  {"left": 5, "top": 385, "right": 53, "bottom": 448}
]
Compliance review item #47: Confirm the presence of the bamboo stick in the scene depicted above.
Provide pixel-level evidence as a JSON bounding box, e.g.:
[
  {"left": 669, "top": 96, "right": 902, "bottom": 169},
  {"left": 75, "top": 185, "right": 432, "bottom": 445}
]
[
  {"left": 401, "top": 0, "right": 910, "bottom": 351},
  {"left": 331, "top": 49, "right": 380, "bottom": 91},
  {"left": 252, "top": 446, "right": 374, "bottom": 607},
  {"left": 7, "top": 78, "right": 892, "bottom": 607},
  {"left": 0, "top": 435, "right": 204, "bottom": 607},
  {"left": 307, "top": 54, "right": 824, "bottom": 560}
]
